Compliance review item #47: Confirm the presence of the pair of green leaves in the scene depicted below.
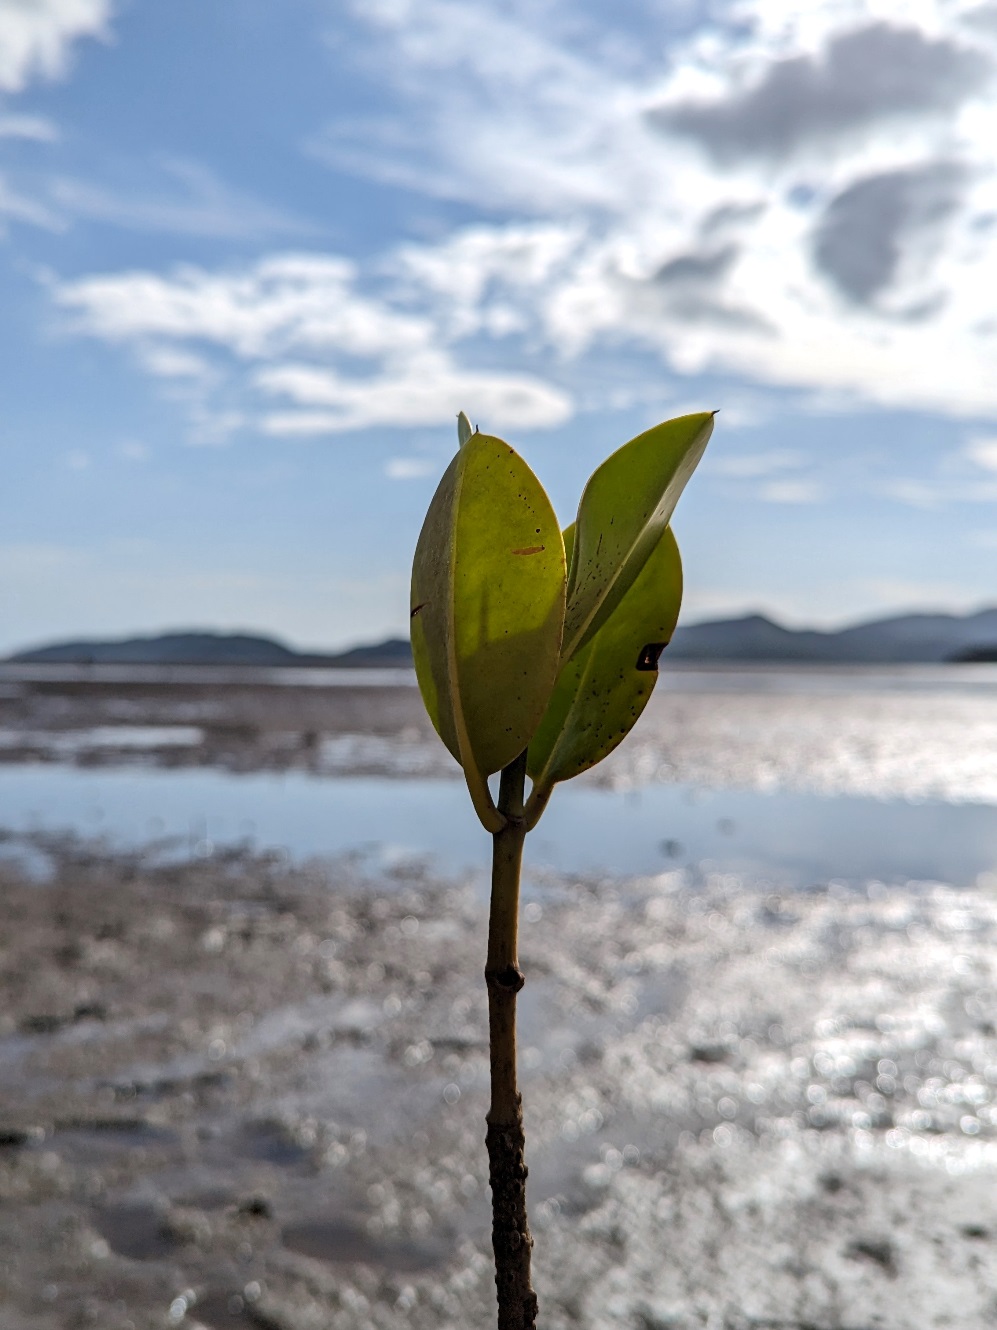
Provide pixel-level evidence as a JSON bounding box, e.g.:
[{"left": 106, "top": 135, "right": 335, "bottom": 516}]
[{"left": 410, "top": 410, "right": 713, "bottom": 830}]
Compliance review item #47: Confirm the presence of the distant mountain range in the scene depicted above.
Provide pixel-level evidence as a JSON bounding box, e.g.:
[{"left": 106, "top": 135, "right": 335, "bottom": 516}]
[
  {"left": 5, "top": 631, "right": 413, "bottom": 669},
  {"left": 5, "top": 609, "right": 997, "bottom": 667},
  {"left": 666, "top": 608, "right": 997, "bottom": 663}
]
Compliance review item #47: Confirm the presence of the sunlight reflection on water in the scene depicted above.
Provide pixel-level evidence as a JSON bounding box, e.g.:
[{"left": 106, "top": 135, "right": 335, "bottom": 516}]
[{"left": 1, "top": 765, "right": 995, "bottom": 891}]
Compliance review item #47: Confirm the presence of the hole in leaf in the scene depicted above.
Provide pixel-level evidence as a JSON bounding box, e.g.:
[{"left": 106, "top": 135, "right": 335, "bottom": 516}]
[{"left": 636, "top": 643, "right": 667, "bottom": 672}]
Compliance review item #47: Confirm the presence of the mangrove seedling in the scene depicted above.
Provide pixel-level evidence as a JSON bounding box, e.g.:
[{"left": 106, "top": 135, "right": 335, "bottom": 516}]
[{"left": 410, "top": 409, "right": 714, "bottom": 1329}]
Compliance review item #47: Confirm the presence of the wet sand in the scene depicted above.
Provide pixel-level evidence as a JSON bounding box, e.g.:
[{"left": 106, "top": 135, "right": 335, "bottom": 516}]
[
  {"left": 0, "top": 672, "right": 441, "bottom": 778},
  {"left": 3, "top": 667, "right": 997, "bottom": 1328},
  {"left": 4, "top": 835, "right": 997, "bottom": 1328}
]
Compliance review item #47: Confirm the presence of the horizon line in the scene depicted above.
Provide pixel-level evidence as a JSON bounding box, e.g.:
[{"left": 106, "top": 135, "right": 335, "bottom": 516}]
[{"left": 4, "top": 600, "right": 997, "bottom": 662}]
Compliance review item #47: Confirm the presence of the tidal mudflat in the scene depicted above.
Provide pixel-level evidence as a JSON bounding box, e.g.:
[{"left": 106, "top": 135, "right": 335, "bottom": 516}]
[{"left": 2, "top": 665, "right": 997, "bottom": 1328}]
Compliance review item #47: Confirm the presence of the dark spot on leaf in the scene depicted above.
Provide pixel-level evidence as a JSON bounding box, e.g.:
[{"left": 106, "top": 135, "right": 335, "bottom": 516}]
[
  {"left": 636, "top": 642, "right": 667, "bottom": 671},
  {"left": 410, "top": 603, "right": 427, "bottom": 618},
  {"left": 511, "top": 546, "right": 545, "bottom": 556}
]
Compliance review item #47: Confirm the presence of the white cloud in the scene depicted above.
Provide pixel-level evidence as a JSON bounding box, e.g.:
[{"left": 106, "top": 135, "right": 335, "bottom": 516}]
[
  {"left": 57, "top": 253, "right": 428, "bottom": 358},
  {"left": 256, "top": 355, "right": 571, "bottom": 435},
  {"left": 317, "top": 0, "right": 997, "bottom": 420},
  {"left": 0, "top": 172, "right": 59, "bottom": 229},
  {"left": 883, "top": 478, "right": 943, "bottom": 509},
  {"left": 758, "top": 478, "right": 825, "bottom": 504},
  {"left": 711, "top": 449, "right": 804, "bottom": 478},
  {"left": 137, "top": 345, "right": 213, "bottom": 380},
  {"left": 0, "top": 0, "right": 112, "bottom": 94},
  {"left": 185, "top": 407, "right": 249, "bottom": 449},
  {"left": 885, "top": 473, "right": 997, "bottom": 505},
  {"left": 320, "top": 0, "right": 629, "bottom": 214},
  {"left": 0, "top": 113, "right": 57, "bottom": 140},
  {"left": 117, "top": 439, "right": 149, "bottom": 462},
  {"left": 48, "top": 159, "right": 313, "bottom": 239},
  {"left": 966, "top": 435, "right": 997, "bottom": 470},
  {"left": 384, "top": 456, "right": 436, "bottom": 479},
  {"left": 55, "top": 251, "right": 575, "bottom": 438}
]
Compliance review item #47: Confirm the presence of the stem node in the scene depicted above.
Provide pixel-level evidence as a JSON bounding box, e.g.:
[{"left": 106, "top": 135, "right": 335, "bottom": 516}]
[{"left": 487, "top": 964, "right": 526, "bottom": 994}]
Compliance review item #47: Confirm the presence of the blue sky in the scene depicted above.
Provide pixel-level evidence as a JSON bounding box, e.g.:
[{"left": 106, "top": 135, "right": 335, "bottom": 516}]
[{"left": 1, "top": 0, "right": 996, "bottom": 654}]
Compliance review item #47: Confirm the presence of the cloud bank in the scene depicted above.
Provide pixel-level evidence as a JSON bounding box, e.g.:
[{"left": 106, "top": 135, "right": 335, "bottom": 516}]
[
  {"left": 51, "top": 0, "right": 997, "bottom": 437},
  {"left": 56, "top": 252, "right": 573, "bottom": 435}
]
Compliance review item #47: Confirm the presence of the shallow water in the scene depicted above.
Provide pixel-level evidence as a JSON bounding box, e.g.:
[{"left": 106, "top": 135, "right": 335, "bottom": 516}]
[
  {"left": 2, "top": 764, "right": 996, "bottom": 890},
  {"left": 2, "top": 660, "right": 996, "bottom": 692},
  {"left": 0, "top": 662, "right": 417, "bottom": 689}
]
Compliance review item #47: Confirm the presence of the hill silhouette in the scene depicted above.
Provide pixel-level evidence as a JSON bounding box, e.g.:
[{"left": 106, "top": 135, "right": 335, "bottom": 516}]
[
  {"left": 6, "top": 631, "right": 411, "bottom": 668},
  {"left": 6, "top": 609, "right": 997, "bottom": 667}
]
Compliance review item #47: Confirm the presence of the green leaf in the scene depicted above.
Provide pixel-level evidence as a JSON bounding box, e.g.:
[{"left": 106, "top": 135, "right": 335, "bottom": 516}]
[
  {"left": 457, "top": 411, "right": 474, "bottom": 447},
  {"left": 528, "top": 521, "right": 682, "bottom": 789},
  {"left": 410, "top": 432, "right": 566, "bottom": 825},
  {"left": 561, "top": 412, "right": 712, "bottom": 662}
]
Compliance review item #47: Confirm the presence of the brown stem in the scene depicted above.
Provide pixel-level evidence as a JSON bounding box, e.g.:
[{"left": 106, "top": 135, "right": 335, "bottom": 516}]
[{"left": 485, "top": 750, "right": 537, "bottom": 1330}]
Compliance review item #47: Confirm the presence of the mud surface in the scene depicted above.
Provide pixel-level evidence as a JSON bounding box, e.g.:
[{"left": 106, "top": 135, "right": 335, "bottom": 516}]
[
  {"left": 5, "top": 834, "right": 997, "bottom": 1328},
  {"left": 0, "top": 672, "right": 441, "bottom": 779},
  {"left": 2, "top": 664, "right": 996, "bottom": 801},
  {"left": 4, "top": 666, "right": 997, "bottom": 1327}
]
